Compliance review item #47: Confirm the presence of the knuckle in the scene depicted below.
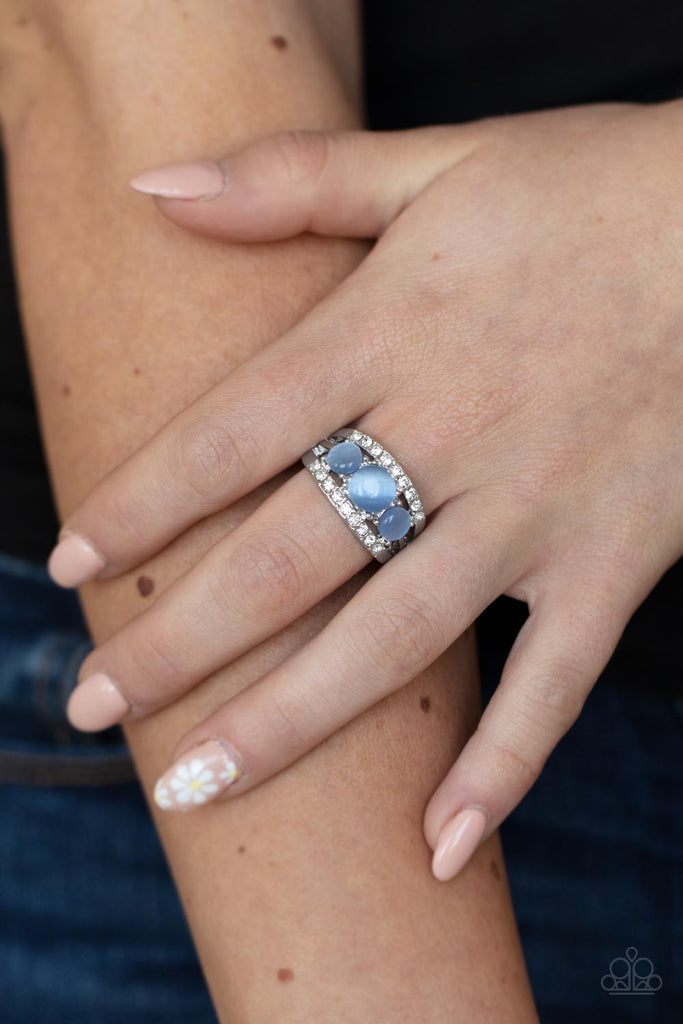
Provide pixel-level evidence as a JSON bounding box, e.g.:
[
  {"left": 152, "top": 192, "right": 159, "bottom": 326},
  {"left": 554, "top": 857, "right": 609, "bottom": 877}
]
[
  {"left": 268, "top": 130, "right": 331, "bottom": 186},
  {"left": 416, "top": 372, "right": 525, "bottom": 467},
  {"left": 99, "top": 486, "right": 150, "bottom": 547},
  {"left": 488, "top": 735, "right": 543, "bottom": 784},
  {"left": 517, "top": 670, "right": 587, "bottom": 732},
  {"left": 125, "top": 626, "right": 187, "bottom": 703},
  {"left": 220, "top": 527, "right": 314, "bottom": 622},
  {"left": 176, "top": 414, "right": 249, "bottom": 499},
  {"left": 355, "top": 588, "right": 436, "bottom": 680},
  {"left": 350, "top": 300, "right": 412, "bottom": 397},
  {"left": 261, "top": 685, "right": 312, "bottom": 752}
]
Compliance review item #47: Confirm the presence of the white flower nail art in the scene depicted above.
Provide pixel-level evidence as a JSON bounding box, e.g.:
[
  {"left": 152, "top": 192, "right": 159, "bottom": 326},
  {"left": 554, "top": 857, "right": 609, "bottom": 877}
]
[
  {"left": 170, "top": 758, "right": 220, "bottom": 805},
  {"left": 220, "top": 764, "right": 239, "bottom": 784},
  {"left": 153, "top": 739, "right": 242, "bottom": 812}
]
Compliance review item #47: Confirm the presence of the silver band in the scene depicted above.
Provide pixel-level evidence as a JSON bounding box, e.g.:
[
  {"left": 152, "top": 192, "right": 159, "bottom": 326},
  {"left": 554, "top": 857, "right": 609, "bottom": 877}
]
[{"left": 302, "top": 427, "right": 426, "bottom": 563}]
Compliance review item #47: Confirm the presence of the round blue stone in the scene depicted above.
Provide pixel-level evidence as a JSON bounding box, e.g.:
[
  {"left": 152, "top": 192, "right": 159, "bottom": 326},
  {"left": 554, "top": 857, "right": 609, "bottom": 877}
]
[
  {"left": 325, "top": 441, "right": 363, "bottom": 476},
  {"left": 347, "top": 464, "right": 397, "bottom": 513},
  {"left": 378, "top": 505, "right": 412, "bottom": 541}
]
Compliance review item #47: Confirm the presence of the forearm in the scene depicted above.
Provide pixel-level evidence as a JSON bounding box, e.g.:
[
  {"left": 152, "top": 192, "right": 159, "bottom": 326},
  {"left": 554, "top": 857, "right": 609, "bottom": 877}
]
[{"left": 1, "top": 3, "right": 535, "bottom": 1020}]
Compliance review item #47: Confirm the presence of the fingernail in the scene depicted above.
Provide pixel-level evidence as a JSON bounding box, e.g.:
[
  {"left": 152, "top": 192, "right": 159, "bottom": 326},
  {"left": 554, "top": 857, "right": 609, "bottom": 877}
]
[
  {"left": 431, "top": 808, "right": 488, "bottom": 882},
  {"left": 47, "top": 533, "right": 106, "bottom": 588},
  {"left": 129, "top": 160, "right": 227, "bottom": 199},
  {"left": 67, "top": 672, "right": 130, "bottom": 731},
  {"left": 153, "top": 739, "right": 242, "bottom": 813}
]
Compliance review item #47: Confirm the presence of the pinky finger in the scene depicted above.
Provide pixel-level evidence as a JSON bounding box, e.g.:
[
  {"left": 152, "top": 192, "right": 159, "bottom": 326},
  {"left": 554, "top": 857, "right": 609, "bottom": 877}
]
[{"left": 423, "top": 580, "right": 635, "bottom": 882}]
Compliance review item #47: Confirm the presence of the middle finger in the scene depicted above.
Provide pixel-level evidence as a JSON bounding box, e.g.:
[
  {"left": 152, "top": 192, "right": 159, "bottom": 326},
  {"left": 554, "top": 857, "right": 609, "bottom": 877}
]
[{"left": 67, "top": 419, "right": 443, "bottom": 730}]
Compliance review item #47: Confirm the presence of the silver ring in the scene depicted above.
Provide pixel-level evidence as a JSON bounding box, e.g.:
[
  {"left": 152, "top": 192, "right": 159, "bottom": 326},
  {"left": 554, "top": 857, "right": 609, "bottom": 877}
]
[{"left": 302, "top": 427, "right": 426, "bottom": 563}]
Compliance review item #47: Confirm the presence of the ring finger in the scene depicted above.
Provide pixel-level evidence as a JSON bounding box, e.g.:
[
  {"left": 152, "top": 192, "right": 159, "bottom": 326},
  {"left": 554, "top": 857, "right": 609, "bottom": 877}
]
[{"left": 67, "top": 418, "right": 445, "bottom": 730}]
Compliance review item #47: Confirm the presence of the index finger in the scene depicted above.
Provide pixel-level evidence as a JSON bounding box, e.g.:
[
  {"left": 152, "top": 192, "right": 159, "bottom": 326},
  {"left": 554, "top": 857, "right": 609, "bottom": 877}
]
[{"left": 47, "top": 280, "right": 386, "bottom": 587}]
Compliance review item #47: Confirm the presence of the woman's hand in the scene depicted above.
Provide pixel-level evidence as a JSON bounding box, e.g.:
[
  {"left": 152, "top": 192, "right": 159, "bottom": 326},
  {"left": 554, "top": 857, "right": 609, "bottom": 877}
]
[{"left": 50, "top": 101, "right": 683, "bottom": 880}]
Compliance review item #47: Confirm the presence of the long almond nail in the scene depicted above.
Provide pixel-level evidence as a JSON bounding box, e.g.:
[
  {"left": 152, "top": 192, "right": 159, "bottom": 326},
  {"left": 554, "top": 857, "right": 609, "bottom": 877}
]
[
  {"left": 431, "top": 808, "right": 488, "bottom": 882},
  {"left": 48, "top": 533, "right": 106, "bottom": 588},
  {"left": 129, "top": 160, "right": 226, "bottom": 199},
  {"left": 67, "top": 672, "right": 130, "bottom": 731},
  {"left": 153, "top": 739, "right": 242, "bottom": 812}
]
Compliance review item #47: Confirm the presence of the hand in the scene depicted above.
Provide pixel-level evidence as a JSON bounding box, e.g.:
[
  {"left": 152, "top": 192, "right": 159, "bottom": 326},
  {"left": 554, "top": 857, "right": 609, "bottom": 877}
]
[{"left": 50, "top": 102, "right": 683, "bottom": 880}]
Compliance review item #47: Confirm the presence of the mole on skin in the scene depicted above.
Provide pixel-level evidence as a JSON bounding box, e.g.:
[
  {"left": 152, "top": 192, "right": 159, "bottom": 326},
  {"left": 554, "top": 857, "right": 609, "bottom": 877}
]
[
  {"left": 420, "top": 695, "right": 431, "bottom": 713},
  {"left": 237, "top": 845, "right": 246, "bottom": 854},
  {"left": 277, "top": 968, "right": 295, "bottom": 983},
  {"left": 271, "top": 34, "right": 288, "bottom": 50},
  {"left": 137, "top": 575, "right": 155, "bottom": 597},
  {"left": 62, "top": 384, "right": 71, "bottom": 396}
]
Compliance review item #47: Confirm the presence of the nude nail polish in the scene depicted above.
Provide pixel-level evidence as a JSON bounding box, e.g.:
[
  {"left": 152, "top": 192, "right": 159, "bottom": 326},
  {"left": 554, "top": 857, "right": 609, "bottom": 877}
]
[
  {"left": 47, "top": 533, "right": 106, "bottom": 588},
  {"left": 431, "top": 808, "right": 488, "bottom": 882},
  {"left": 153, "top": 739, "right": 242, "bottom": 812},
  {"left": 67, "top": 672, "right": 130, "bottom": 731},
  {"left": 129, "top": 160, "right": 227, "bottom": 199}
]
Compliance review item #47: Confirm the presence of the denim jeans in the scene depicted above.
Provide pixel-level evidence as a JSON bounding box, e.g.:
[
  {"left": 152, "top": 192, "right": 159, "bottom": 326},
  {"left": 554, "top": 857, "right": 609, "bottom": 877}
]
[
  {"left": 0, "top": 552, "right": 680, "bottom": 1022},
  {"left": 0, "top": 553, "right": 216, "bottom": 1023}
]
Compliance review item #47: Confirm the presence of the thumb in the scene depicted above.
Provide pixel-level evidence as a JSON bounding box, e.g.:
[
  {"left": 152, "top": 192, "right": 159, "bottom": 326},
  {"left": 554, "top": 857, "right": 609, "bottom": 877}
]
[{"left": 129, "top": 126, "right": 481, "bottom": 241}]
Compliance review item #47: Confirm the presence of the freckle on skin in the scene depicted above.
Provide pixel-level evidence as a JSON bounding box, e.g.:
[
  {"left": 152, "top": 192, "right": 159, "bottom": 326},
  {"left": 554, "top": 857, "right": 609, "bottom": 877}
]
[
  {"left": 420, "top": 695, "right": 431, "bottom": 713},
  {"left": 277, "top": 968, "right": 295, "bottom": 983},
  {"left": 137, "top": 575, "right": 155, "bottom": 597},
  {"left": 431, "top": 252, "right": 441, "bottom": 261},
  {"left": 237, "top": 845, "right": 246, "bottom": 854},
  {"left": 61, "top": 384, "right": 71, "bottom": 397},
  {"left": 133, "top": 367, "right": 141, "bottom": 375},
  {"left": 271, "top": 34, "right": 288, "bottom": 50},
  {"left": 490, "top": 859, "right": 502, "bottom": 881}
]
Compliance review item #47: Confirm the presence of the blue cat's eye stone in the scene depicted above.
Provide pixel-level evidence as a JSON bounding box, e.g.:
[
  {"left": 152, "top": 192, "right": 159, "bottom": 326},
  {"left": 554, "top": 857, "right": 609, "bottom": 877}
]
[
  {"left": 378, "top": 505, "right": 412, "bottom": 541},
  {"left": 325, "top": 441, "right": 363, "bottom": 475},
  {"left": 347, "top": 464, "right": 397, "bottom": 513}
]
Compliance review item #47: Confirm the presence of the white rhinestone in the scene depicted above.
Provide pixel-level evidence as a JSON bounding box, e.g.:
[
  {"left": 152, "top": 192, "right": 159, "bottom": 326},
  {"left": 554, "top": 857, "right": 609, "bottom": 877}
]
[
  {"left": 322, "top": 478, "right": 334, "bottom": 492},
  {"left": 371, "top": 544, "right": 384, "bottom": 556},
  {"left": 389, "top": 463, "right": 401, "bottom": 476},
  {"left": 410, "top": 500, "right": 421, "bottom": 511},
  {"left": 370, "top": 443, "right": 382, "bottom": 456},
  {"left": 331, "top": 489, "right": 344, "bottom": 503},
  {"left": 348, "top": 513, "right": 361, "bottom": 527},
  {"left": 405, "top": 487, "right": 417, "bottom": 499},
  {"left": 360, "top": 434, "right": 372, "bottom": 447},
  {"left": 349, "top": 430, "right": 362, "bottom": 441},
  {"left": 356, "top": 523, "right": 369, "bottom": 536},
  {"left": 397, "top": 475, "right": 409, "bottom": 488},
  {"left": 379, "top": 452, "right": 392, "bottom": 466},
  {"left": 414, "top": 510, "right": 425, "bottom": 522},
  {"left": 363, "top": 534, "right": 376, "bottom": 548},
  {"left": 340, "top": 501, "right": 354, "bottom": 516}
]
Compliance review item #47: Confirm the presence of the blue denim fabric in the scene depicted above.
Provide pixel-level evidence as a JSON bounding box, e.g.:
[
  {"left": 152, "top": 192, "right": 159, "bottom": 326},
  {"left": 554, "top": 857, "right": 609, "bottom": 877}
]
[
  {"left": 499, "top": 683, "right": 683, "bottom": 1024},
  {"left": 0, "top": 552, "right": 680, "bottom": 1022},
  {"left": 479, "top": 605, "right": 683, "bottom": 1024},
  {"left": 0, "top": 554, "right": 215, "bottom": 1023}
]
